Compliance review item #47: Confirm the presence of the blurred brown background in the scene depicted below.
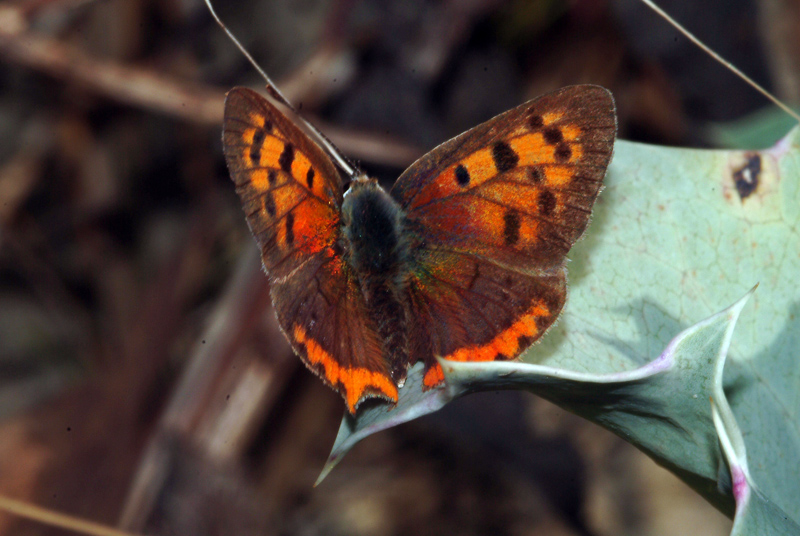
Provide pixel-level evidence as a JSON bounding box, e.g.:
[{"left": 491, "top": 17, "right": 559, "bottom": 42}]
[{"left": 0, "top": 0, "right": 794, "bottom": 534}]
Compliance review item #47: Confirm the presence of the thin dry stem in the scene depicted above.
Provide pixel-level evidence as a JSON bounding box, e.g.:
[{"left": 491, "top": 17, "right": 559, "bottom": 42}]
[
  {"left": 0, "top": 494, "right": 145, "bottom": 536},
  {"left": 639, "top": 0, "right": 800, "bottom": 123}
]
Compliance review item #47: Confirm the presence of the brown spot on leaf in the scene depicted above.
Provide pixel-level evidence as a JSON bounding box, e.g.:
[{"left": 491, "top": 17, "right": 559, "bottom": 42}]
[{"left": 733, "top": 153, "right": 761, "bottom": 200}]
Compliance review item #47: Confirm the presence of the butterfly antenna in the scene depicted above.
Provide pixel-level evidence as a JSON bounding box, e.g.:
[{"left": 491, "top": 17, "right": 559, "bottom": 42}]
[
  {"left": 640, "top": 0, "right": 800, "bottom": 123},
  {"left": 205, "top": 0, "right": 358, "bottom": 176}
]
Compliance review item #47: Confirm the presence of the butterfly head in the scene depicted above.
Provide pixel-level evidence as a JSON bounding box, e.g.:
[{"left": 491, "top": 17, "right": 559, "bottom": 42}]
[{"left": 342, "top": 172, "right": 377, "bottom": 196}]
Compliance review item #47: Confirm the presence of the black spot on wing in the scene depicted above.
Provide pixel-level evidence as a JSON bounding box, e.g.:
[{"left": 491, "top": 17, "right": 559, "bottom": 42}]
[
  {"left": 555, "top": 143, "right": 572, "bottom": 162},
  {"left": 538, "top": 190, "right": 557, "bottom": 216},
  {"left": 250, "top": 129, "right": 266, "bottom": 164},
  {"left": 492, "top": 141, "right": 519, "bottom": 173},
  {"left": 264, "top": 191, "right": 276, "bottom": 216},
  {"left": 533, "top": 314, "right": 552, "bottom": 333},
  {"left": 268, "top": 169, "right": 278, "bottom": 185},
  {"left": 503, "top": 210, "right": 521, "bottom": 246},
  {"left": 543, "top": 127, "right": 563, "bottom": 145},
  {"left": 307, "top": 167, "right": 315, "bottom": 189},
  {"left": 516, "top": 334, "right": 534, "bottom": 350},
  {"left": 279, "top": 142, "right": 295, "bottom": 173},
  {"left": 455, "top": 164, "right": 470, "bottom": 187},
  {"left": 528, "top": 167, "right": 544, "bottom": 184},
  {"left": 528, "top": 114, "right": 544, "bottom": 129}
]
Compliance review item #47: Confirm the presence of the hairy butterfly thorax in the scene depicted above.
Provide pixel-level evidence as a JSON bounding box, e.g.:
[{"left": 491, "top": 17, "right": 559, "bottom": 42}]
[{"left": 341, "top": 177, "right": 406, "bottom": 276}]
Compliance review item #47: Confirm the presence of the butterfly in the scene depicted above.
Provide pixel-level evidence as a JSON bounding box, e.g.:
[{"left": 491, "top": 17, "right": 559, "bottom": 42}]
[{"left": 222, "top": 85, "right": 616, "bottom": 414}]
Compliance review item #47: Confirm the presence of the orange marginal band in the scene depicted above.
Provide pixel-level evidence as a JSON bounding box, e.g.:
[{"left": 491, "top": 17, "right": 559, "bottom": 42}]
[
  {"left": 293, "top": 324, "right": 398, "bottom": 413},
  {"left": 423, "top": 301, "right": 551, "bottom": 388}
]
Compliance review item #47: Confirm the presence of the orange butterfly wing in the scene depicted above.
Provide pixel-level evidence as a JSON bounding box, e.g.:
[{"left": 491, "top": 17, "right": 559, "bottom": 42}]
[
  {"left": 223, "top": 88, "right": 397, "bottom": 412},
  {"left": 391, "top": 85, "right": 617, "bottom": 386}
]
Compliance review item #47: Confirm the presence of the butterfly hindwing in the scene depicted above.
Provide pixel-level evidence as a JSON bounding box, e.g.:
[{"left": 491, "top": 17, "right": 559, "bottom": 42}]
[
  {"left": 405, "top": 251, "right": 567, "bottom": 387},
  {"left": 223, "top": 88, "right": 396, "bottom": 412},
  {"left": 392, "top": 85, "right": 616, "bottom": 385},
  {"left": 269, "top": 250, "right": 398, "bottom": 412}
]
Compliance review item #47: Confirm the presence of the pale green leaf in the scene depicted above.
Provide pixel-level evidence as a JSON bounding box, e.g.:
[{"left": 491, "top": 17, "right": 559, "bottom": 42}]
[
  {"left": 440, "top": 288, "right": 751, "bottom": 514},
  {"left": 712, "top": 400, "right": 800, "bottom": 535}
]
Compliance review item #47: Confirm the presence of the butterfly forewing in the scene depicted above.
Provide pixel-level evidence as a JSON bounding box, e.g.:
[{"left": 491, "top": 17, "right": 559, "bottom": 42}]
[
  {"left": 223, "top": 88, "right": 341, "bottom": 279},
  {"left": 223, "top": 88, "right": 397, "bottom": 412},
  {"left": 392, "top": 85, "right": 616, "bottom": 384},
  {"left": 393, "top": 85, "right": 616, "bottom": 272}
]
